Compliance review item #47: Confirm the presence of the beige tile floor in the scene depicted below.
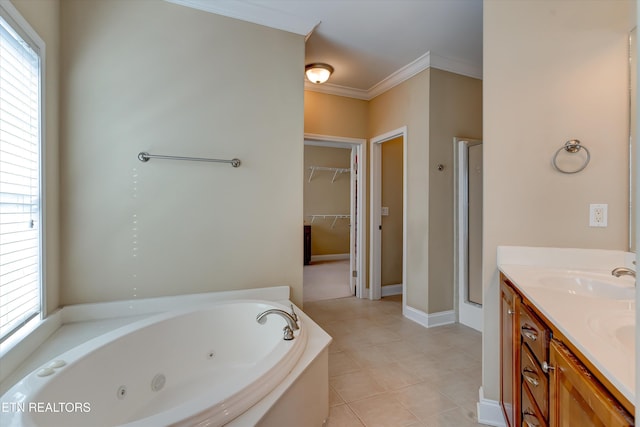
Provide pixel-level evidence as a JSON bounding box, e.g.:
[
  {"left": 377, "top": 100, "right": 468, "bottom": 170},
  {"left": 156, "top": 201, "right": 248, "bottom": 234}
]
[{"left": 303, "top": 295, "right": 487, "bottom": 427}]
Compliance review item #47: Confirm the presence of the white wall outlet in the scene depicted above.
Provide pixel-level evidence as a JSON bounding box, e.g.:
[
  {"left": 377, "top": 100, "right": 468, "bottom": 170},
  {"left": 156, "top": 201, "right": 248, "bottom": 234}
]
[
  {"left": 589, "top": 204, "right": 608, "bottom": 227},
  {"left": 381, "top": 207, "right": 389, "bottom": 216}
]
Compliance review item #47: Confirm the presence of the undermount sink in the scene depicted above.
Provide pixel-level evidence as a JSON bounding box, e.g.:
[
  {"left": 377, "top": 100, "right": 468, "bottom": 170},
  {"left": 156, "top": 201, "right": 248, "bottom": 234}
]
[
  {"left": 588, "top": 311, "right": 635, "bottom": 354},
  {"left": 534, "top": 271, "right": 635, "bottom": 300}
]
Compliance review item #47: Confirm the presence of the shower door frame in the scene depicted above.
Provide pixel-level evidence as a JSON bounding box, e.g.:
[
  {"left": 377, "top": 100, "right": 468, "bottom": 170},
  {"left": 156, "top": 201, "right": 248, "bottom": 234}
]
[{"left": 454, "top": 137, "right": 483, "bottom": 332}]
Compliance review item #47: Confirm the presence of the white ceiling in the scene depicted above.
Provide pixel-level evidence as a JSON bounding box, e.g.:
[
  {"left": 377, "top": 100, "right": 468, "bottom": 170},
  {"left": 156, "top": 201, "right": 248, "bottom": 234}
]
[{"left": 168, "top": 0, "right": 483, "bottom": 99}]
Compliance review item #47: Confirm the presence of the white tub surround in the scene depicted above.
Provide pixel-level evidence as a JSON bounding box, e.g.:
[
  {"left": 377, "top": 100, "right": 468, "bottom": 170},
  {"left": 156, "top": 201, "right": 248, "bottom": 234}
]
[
  {"left": 0, "top": 287, "right": 332, "bottom": 427},
  {"left": 0, "top": 286, "right": 291, "bottom": 387},
  {"left": 497, "top": 246, "right": 636, "bottom": 409}
]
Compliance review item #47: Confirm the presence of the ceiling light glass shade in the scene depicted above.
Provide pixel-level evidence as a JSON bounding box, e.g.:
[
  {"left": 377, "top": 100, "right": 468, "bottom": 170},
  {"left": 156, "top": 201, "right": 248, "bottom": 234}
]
[{"left": 305, "top": 63, "right": 334, "bottom": 84}]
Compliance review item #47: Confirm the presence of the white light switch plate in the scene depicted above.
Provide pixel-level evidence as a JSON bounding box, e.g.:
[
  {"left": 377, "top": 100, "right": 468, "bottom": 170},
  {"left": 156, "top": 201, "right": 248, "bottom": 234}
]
[{"left": 381, "top": 207, "right": 389, "bottom": 216}]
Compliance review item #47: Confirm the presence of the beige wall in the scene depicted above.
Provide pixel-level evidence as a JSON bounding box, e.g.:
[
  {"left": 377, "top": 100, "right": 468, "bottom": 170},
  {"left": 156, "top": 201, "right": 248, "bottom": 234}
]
[
  {"left": 60, "top": 0, "right": 305, "bottom": 305},
  {"left": 304, "top": 145, "right": 351, "bottom": 255},
  {"left": 428, "top": 69, "right": 482, "bottom": 313},
  {"left": 369, "top": 70, "right": 430, "bottom": 310},
  {"left": 381, "top": 136, "right": 403, "bottom": 286},
  {"left": 368, "top": 68, "right": 482, "bottom": 313},
  {"left": 304, "top": 91, "right": 368, "bottom": 139},
  {"left": 483, "top": 0, "right": 633, "bottom": 401},
  {"left": 11, "top": 0, "right": 61, "bottom": 315}
]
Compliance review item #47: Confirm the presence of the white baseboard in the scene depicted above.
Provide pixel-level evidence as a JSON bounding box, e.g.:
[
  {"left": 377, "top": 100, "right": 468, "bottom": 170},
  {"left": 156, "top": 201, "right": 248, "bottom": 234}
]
[
  {"left": 477, "top": 387, "right": 506, "bottom": 427},
  {"left": 426, "top": 309, "right": 456, "bottom": 327},
  {"left": 309, "top": 253, "right": 349, "bottom": 262},
  {"left": 459, "top": 301, "right": 483, "bottom": 332},
  {"left": 381, "top": 284, "right": 402, "bottom": 297},
  {"left": 403, "top": 306, "right": 456, "bottom": 328}
]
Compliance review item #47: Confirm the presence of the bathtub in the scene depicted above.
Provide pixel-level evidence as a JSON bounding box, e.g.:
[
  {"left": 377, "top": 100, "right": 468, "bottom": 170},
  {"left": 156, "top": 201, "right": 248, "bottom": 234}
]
[{"left": 0, "top": 296, "right": 327, "bottom": 427}]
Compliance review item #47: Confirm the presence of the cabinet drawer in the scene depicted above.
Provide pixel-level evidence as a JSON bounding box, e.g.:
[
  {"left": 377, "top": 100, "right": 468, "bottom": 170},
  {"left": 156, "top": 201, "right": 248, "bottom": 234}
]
[
  {"left": 520, "top": 304, "right": 549, "bottom": 365},
  {"left": 522, "top": 382, "right": 548, "bottom": 427},
  {"left": 521, "top": 343, "right": 548, "bottom": 420}
]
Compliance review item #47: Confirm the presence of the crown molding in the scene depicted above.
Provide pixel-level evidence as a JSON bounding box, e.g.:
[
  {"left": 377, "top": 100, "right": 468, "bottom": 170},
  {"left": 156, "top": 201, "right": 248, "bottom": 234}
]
[
  {"left": 429, "top": 52, "right": 483, "bottom": 81},
  {"left": 308, "top": 51, "right": 483, "bottom": 101},
  {"left": 304, "top": 81, "right": 370, "bottom": 100},
  {"left": 165, "top": 0, "right": 319, "bottom": 36},
  {"left": 367, "top": 51, "right": 433, "bottom": 99}
]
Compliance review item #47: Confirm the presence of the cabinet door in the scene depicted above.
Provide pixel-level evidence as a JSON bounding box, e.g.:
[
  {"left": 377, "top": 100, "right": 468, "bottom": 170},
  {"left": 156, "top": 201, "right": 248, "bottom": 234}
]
[
  {"left": 501, "top": 279, "right": 520, "bottom": 427},
  {"left": 549, "top": 340, "right": 634, "bottom": 427}
]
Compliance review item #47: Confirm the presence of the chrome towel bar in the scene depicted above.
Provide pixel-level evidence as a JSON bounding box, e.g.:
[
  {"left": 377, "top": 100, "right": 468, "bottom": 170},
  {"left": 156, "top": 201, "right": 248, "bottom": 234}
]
[{"left": 138, "top": 152, "right": 241, "bottom": 167}]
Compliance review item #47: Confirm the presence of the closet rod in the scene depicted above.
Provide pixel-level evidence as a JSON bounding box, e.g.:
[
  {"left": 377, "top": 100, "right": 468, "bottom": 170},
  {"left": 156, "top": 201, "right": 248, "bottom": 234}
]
[{"left": 138, "top": 152, "right": 241, "bottom": 167}]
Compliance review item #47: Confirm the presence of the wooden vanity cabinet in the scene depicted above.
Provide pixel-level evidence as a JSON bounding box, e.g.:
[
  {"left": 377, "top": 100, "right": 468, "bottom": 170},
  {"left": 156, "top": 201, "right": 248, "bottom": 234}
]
[
  {"left": 549, "top": 340, "right": 634, "bottom": 427},
  {"left": 519, "top": 303, "right": 550, "bottom": 425},
  {"left": 500, "top": 273, "right": 635, "bottom": 427},
  {"left": 500, "top": 280, "right": 520, "bottom": 427}
]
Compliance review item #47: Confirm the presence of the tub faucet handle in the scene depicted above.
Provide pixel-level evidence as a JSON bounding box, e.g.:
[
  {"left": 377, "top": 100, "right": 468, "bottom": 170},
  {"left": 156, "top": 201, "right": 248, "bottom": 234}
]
[
  {"left": 290, "top": 304, "right": 298, "bottom": 323},
  {"left": 283, "top": 326, "right": 294, "bottom": 340},
  {"left": 256, "top": 308, "right": 299, "bottom": 340}
]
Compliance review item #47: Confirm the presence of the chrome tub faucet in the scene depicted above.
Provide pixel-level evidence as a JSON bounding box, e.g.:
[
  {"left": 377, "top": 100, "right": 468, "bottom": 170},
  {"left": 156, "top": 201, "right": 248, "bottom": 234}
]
[{"left": 256, "top": 306, "right": 299, "bottom": 340}]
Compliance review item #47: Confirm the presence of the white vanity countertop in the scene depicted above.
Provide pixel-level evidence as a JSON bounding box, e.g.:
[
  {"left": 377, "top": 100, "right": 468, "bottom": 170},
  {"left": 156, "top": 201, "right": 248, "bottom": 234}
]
[{"left": 497, "top": 246, "right": 636, "bottom": 407}]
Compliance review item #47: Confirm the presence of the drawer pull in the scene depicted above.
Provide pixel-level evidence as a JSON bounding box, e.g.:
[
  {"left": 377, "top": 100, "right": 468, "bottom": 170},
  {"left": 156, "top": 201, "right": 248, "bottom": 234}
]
[
  {"left": 542, "top": 361, "right": 555, "bottom": 373},
  {"left": 521, "top": 325, "right": 538, "bottom": 341},
  {"left": 523, "top": 369, "right": 540, "bottom": 387},
  {"left": 508, "top": 308, "right": 515, "bottom": 315},
  {"left": 523, "top": 411, "right": 541, "bottom": 427}
]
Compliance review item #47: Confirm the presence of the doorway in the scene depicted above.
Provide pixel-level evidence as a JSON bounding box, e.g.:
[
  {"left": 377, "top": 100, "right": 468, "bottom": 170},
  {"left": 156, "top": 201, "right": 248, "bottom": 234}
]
[
  {"left": 370, "top": 127, "right": 407, "bottom": 302},
  {"left": 303, "top": 133, "right": 366, "bottom": 302},
  {"left": 454, "top": 137, "right": 483, "bottom": 331}
]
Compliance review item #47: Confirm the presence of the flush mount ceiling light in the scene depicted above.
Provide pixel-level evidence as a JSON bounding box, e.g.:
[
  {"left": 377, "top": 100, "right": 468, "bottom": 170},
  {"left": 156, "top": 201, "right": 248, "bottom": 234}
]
[{"left": 305, "top": 63, "right": 334, "bottom": 84}]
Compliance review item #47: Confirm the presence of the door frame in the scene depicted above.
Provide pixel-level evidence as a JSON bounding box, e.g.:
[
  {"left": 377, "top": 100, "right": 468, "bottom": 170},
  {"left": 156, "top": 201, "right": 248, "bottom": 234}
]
[
  {"left": 304, "top": 133, "right": 367, "bottom": 299},
  {"left": 370, "top": 126, "right": 407, "bottom": 301},
  {"left": 454, "top": 137, "right": 483, "bottom": 331}
]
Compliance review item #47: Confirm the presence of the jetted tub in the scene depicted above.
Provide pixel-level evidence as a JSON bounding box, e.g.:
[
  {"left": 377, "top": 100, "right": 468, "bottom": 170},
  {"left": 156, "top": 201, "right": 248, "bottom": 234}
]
[{"left": 0, "top": 300, "right": 313, "bottom": 427}]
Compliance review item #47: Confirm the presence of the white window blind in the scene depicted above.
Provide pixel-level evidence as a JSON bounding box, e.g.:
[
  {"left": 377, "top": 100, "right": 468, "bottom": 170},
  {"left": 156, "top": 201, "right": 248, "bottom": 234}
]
[{"left": 0, "top": 9, "right": 41, "bottom": 342}]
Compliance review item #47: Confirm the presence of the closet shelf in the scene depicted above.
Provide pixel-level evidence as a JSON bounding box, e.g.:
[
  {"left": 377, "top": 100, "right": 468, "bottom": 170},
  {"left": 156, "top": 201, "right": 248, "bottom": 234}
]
[
  {"left": 308, "top": 166, "right": 350, "bottom": 183},
  {"left": 309, "top": 214, "right": 351, "bottom": 229}
]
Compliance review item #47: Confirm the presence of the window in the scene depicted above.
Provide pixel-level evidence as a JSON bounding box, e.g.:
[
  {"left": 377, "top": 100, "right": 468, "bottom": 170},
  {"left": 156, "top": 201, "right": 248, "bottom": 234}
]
[{"left": 0, "top": 4, "right": 43, "bottom": 342}]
